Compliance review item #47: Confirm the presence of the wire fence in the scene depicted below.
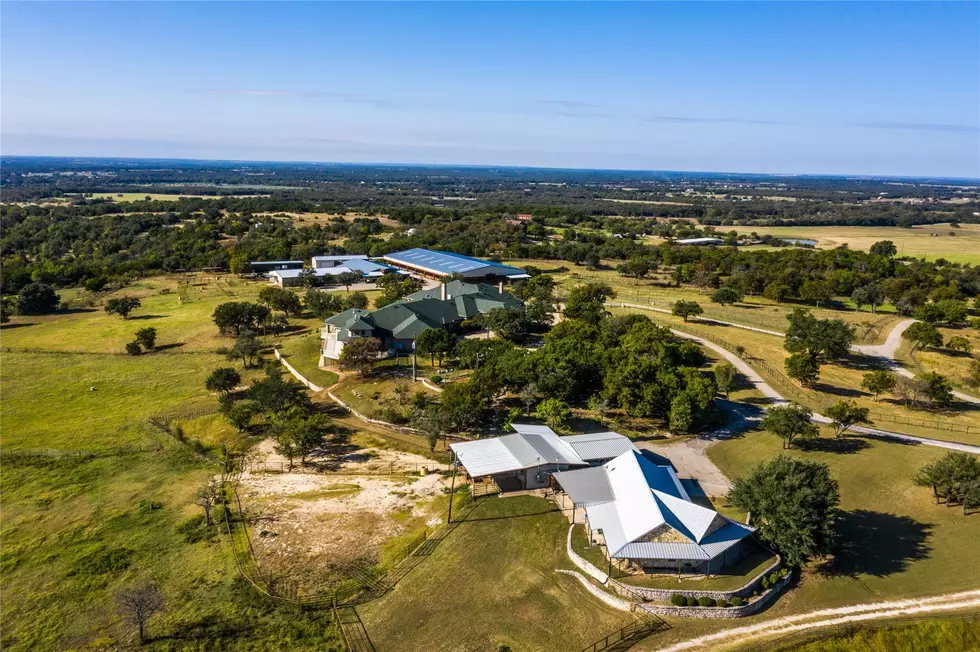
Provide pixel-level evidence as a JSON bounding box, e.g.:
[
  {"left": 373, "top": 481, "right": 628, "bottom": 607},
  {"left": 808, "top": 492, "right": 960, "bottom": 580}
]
[
  {"left": 0, "top": 443, "right": 165, "bottom": 462},
  {"left": 581, "top": 612, "right": 670, "bottom": 652},
  {"left": 243, "top": 460, "right": 451, "bottom": 476},
  {"left": 739, "top": 609, "right": 980, "bottom": 651}
]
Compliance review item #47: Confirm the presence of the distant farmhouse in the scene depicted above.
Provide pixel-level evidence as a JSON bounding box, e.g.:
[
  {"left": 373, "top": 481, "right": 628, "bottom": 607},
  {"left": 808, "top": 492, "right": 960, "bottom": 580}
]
[
  {"left": 450, "top": 424, "right": 755, "bottom": 575},
  {"left": 268, "top": 255, "right": 398, "bottom": 288},
  {"left": 248, "top": 259, "right": 304, "bottom": 274},
  {"left": 382, "top": 248, "right": 529, "bottom": 281},
  {"left": 673, "top": 237, "right": 725, "bottom": 246},
  {"left": 320, "top": 279, "right": 522, "bottom": 362}
]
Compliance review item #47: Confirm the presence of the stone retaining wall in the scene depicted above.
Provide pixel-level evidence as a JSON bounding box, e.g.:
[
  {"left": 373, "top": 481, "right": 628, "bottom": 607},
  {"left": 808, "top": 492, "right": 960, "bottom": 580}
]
[
  {"left": 608, "top": 554, "right": 782, "bottom": 602},
  {"left": 634, "top": 572, "right": 793, "bottom": 620},
  {"left": 326, "top": 391, "right": 428, "bottom": 437},
  {"left": 565, "top": 525, "right": 609, "bottom": 584},
  {"left": 273, "top": 348, "right": 325, "bottom": 392}
]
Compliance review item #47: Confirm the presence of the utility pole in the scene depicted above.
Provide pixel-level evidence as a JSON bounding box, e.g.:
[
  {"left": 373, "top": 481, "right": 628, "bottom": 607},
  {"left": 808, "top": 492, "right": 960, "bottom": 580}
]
[
  {"left": 447, "top": 453, "right": 457, "bottom": 523},
  {"left": 412, "top": 338, "right": 417, "bottom": 381}
]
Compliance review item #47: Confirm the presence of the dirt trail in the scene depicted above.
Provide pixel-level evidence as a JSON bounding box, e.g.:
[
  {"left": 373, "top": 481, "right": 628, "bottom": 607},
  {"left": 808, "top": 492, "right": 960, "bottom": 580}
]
[{"left": 653, "top": 590, "right": 980, "bottom": 652}]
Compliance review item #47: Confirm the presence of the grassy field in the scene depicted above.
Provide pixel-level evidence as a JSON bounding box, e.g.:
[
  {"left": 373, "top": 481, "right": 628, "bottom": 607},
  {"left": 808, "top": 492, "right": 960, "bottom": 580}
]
[
  {"left": 333, "top": 365, "right": 437, "bottom": 422},
  {"left": 511, "top": 258, "right": 903, "bottom": 344},
  {"left": 359, "top": 496, "right": 636, "bottom": 652},
  {"left": 708, "top": 426, "right": 980, "bottom": 608},
  {"left": 723, "top": 223, "right": 980, "bottom": 265},
  {"left": 779, "top": 614, "right": 980, "bottom": 651},
  {"left": 911, "top": 326, "right": 980, "bottom": 393},
  {"left": 0, "top": 275, "right": 348, "bottom": 649},
  {"left": 2, "top": 275, "right": 265, "bottom": 354},
  {"left": 84, "top": 192, "right": 265, "bottom": 202}
]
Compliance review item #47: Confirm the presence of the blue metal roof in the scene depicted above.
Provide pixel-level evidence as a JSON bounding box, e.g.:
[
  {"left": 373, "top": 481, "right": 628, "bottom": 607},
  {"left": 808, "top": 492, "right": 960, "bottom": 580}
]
[{"left": 382, "top": 248, "right": 525, "bottom": 277}]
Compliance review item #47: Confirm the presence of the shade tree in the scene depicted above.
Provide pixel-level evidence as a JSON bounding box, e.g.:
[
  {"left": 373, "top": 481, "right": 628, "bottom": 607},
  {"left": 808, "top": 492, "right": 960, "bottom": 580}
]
[
  {"left": 711, "top": 287, "right": 743, "bottom": 307},
  {"left": 824, "top": 400, "right": 871, "bottom": 437},
  {"left": 213, "top": 302, "right": 271, "bottom": 336},
  {"left": 16, "top": 282, "right": 60, "bottom": 315},
  {"left": 728, "top": 455, "right": 840, "bottom": 567},
  {"left": 784, "top": 308, "right": 854, "bottom": 361},
  {"left": 339, "top": 337, "right": 382, "bottom": 376},
  {"left": 759, "top": 403, "right": 818, "bottom": 449},
  {"left": 105, "top": 296, "right": 142, "bottom": 319},
  {"left": 671, "top": 300, "right": 703, "bottom": 322},
  {"left": 861, "top": 370, "right": 896, "bottom": 401}
]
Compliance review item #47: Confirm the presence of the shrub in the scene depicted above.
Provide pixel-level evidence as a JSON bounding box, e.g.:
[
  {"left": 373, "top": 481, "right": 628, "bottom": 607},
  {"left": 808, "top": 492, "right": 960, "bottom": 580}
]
[
  {"left": 779, "top": 568, "right": 789, "bottom": 579},
  {"left": 376, "top": 406, "right": 408, "bottom": 425},
  {"left": 761, "top": 577, "right": 771, "bottom": 590},
  {"left": 731, "top": 597, "right": 745, "bottom": 606},
  {"left": 697, "top": 596, "right": 712, "bottom": 607},
  {"left": 686, "top": 596, "right": 698, "bottom": 607},
  {"left": 68, "top": 546, "right": 134, "bottom": 576},
  {"left": 175, "top": 514, "right": 216, "bottom": 544},
  {"left": 430, "top": 374, "right": 443, "bottom": 384},
  {"left": 125, "top": 341, "right": 142, "bottom": 355},
  {"left": 716, "top": 599, "right": 730, "bottom": 608},
  {"left": 670, "top": 594, "right": 686, "bottom": 607},
  {"left": 768, "top": 572, "right": 781, "bottom": 586}
]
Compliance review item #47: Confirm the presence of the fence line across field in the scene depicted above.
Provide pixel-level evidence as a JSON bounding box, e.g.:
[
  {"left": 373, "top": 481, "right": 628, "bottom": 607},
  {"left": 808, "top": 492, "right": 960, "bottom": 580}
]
[{"left": 243, "top": 461, "right": 452, "bottom": 476}]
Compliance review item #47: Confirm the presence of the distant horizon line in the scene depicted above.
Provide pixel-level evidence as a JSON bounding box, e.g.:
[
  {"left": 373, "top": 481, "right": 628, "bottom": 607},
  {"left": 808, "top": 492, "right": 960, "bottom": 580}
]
[{"left": 2, "top": 153, "right": 978, "bottom": 183}]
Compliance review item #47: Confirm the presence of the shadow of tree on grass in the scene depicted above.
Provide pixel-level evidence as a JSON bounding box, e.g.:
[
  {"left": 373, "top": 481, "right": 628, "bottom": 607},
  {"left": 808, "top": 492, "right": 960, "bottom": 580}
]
[
  {"left": 817, "top": 509, "right": 933, "bottom": 579},
  {"left": 800, "top": 437, "right": 870, "bottom": 454}
]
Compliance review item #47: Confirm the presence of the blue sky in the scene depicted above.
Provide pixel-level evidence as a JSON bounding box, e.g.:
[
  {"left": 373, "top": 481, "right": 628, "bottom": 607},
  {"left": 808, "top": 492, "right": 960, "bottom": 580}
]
[{"left": 2, "top": 2, "right": 978, "bottom": 177}]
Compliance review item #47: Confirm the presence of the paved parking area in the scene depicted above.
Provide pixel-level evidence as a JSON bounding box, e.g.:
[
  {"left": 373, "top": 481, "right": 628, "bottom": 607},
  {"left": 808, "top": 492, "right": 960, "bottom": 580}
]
[{"left": 636, "top": 439, "right": 733, "bottom": 498}]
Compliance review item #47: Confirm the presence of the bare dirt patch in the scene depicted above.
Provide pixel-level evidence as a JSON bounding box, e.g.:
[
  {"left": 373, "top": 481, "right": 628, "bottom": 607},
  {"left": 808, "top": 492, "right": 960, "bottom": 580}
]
[{"left": 238, "top": 438, "right": 450, "bottom": 593}]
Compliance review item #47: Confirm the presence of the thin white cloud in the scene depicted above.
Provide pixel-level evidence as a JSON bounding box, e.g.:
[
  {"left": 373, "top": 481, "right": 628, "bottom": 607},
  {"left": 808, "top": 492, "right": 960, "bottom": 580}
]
[
  {"left": 851, "top": 121, "right": 978, "bottom": 133},
  {"left": 192, "top": 88, "right": 396, "bottom": 108}
]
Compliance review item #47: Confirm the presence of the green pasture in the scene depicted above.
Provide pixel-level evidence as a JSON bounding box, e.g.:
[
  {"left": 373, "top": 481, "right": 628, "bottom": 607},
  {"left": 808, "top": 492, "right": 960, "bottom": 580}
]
[
  {"left": 359, "top": 496, "right": 635, "bottom": 652},
  {"left": 1, "top": 276, "right": 265, "bottom": 354},
  {"left": 511, "top": 258, "right": 904, "bottom": 345},
  {"left": 723, "top": 223, "right": 980, "bottom": 265},
  {"left": 708, "top": 426, "right": 980, "bottom": 609},
  {"left": 779, "top": 614, "right": 980, "bottom": 651},
  {"left": 0, "top": 274, "right": 345, "bottom": 649}
]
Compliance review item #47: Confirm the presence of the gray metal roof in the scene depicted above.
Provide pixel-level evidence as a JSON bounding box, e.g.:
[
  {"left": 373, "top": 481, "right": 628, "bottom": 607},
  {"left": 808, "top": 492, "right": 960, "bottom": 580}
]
[
  {"left": 557, "top": 450, "right": 754, "bottom": 562},
  {"left": 312, "top": 255, "right": 369, "bottom": 261},
  {"left": 510, "top": 423, "right": 558, "bottom": 436},
  {"left": 552, "top": 466, "right": 614, "bottom": 505},
  {"left": 562, "top": 432, "right": 638, "bottom": 462},
  {"left": 450, "top": 430, "right": 585, "bottom": 477}
]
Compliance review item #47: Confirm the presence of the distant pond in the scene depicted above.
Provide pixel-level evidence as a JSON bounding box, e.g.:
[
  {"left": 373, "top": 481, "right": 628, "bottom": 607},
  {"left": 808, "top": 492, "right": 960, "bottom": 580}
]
[{"left": 781, "top": 238, "right": 818, "bottom": 246}]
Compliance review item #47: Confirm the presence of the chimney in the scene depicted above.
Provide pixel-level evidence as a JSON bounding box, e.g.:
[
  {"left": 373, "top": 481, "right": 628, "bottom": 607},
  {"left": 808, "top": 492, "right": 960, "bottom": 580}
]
[
  {"left": 498, "top": 280, "right": 504, "bottom": 294},
  {"left": 440, "top": 282, "right": 447, "bottom": 301}
]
